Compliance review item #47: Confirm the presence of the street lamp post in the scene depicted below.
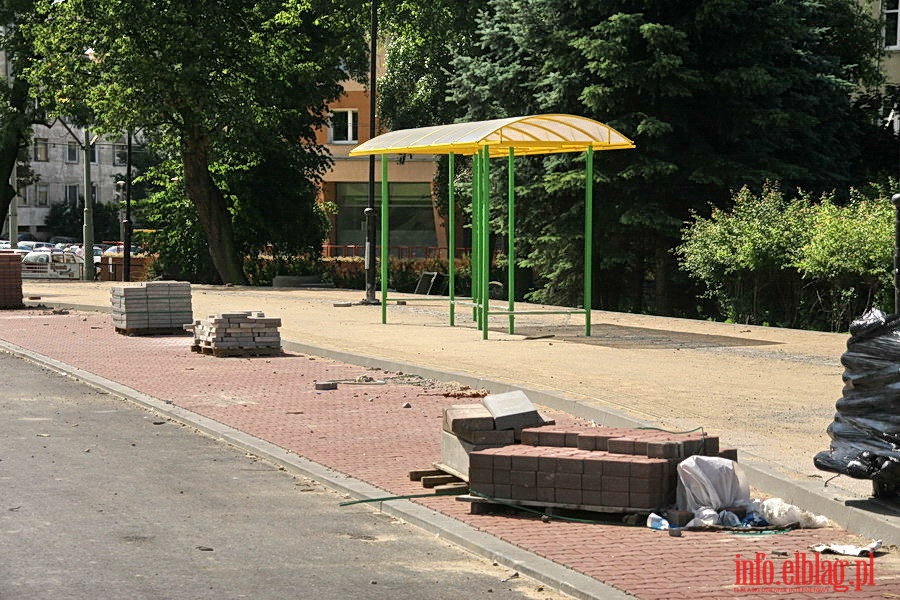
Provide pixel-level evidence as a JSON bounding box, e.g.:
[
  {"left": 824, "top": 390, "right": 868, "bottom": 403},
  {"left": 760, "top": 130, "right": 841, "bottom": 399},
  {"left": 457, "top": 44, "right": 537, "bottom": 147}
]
[
  {"left": 122, "top": 128, "right": 132, "bottom": 282},
  {"left": 362, "top": 0, "right": 379, "bottom": 305},
  {"left": 82, "top": 129, "right": 94, "bottom": 281},
  {"left": 7, "top": 162, "right": 17, "bottom": 249}
]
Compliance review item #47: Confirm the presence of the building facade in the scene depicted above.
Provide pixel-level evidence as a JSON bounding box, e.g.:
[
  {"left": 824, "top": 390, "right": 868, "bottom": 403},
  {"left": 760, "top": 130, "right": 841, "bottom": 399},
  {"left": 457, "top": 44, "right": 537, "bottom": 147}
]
[
  {"left": 316, "top": 76, "right": 444, "bottom": 258},
  {"left": 2, "top": 121, "right": 127, "bottom": 241}
]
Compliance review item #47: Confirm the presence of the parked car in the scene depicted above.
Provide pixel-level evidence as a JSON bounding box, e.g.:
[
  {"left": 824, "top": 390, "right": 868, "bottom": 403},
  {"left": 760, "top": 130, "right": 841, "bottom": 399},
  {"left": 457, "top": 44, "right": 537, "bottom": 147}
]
[
  {"left": 21, "top": 250, "right": 86, "bottom": 279},
  {"left": 49, "top": 236, "right": 78, "bottom": 245},
  {"left": 102, "top": 244, "right": 143, "bottom": 257}
]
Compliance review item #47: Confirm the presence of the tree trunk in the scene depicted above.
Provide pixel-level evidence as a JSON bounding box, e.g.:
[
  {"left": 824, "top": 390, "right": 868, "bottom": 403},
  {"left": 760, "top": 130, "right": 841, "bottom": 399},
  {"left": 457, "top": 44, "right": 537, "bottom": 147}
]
[
  {"left": 0, "top": 77, "right": 31, "bottom": 234},
  {"left": 654, "top": 242, "right": 672, "bottom": 316},
  {"left": 181, "top": 124, "right": 247, "bottom": 285}
]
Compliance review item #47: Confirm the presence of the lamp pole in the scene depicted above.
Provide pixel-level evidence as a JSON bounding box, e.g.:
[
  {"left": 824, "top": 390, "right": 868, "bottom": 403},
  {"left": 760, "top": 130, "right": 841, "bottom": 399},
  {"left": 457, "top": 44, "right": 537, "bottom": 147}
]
[
  {"left": 123, "top": 128, "right": 132, "bottom": 282},
  {"left": 7, "top": 162, "right": 17, "bottom": 249},
  {"left": 82, "top": 128, "right": 94, "bottom": 281},
  {"left": 363, "top": 0, "right": 379, "bottom": 304}
]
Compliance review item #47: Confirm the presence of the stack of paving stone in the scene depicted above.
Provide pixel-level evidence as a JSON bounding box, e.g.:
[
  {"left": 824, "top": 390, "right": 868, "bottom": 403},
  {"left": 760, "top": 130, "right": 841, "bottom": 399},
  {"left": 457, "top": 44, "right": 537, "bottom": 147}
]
[
  {"left": 187, "top": 311, "right": 282, "bottom": 357},
  {"left": 467, "top": 425, "right": 734, "bottom": 511},
  {"left": 0, "top": 252, "right": 23, "bottom": 309},
  {"left": 439, "top": 390, "right": 553, "bottom": 480},
  {"left": 111, "top": 281, "right": 193, "bottom": 334}
]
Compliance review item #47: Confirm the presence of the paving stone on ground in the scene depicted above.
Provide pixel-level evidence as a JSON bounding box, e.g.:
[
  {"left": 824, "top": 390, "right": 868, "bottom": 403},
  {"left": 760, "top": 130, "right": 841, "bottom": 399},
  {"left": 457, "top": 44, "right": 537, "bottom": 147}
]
[{"left": 1, "top": 308, "right": 899, "bottom": 599}]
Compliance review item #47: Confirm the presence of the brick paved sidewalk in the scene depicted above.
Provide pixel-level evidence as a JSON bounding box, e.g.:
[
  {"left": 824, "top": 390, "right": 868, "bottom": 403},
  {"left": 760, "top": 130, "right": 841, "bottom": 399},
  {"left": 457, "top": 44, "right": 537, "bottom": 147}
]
[{"left": 1, "top": 308, "right": 898, "bottom": 599}]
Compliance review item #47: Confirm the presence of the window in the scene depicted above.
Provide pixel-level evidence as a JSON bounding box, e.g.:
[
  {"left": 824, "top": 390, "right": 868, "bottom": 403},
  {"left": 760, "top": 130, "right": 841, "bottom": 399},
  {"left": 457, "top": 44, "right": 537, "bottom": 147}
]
[
  {"left": 888, "top": 0, "right": 900, "bottom": 48},
  {"left": 65, "top": 184, "right": 79, "bottom": 205},
  {"left": 89, "top": 144, "right": 98, "bottom": 164},
  {"left": 33, "top": 137, "right": 49, "bottom": 161},
  {"left": 334, "top": 182, "right": 436, "bottom": 250},
  {"left": 17, "top": 190, "right": 26, "bottom": 205},
  {"left": 330, "top": 109, "right": 358, "bottom": 143},
  {"left": 36, "top": 183, "right": 48, "bottom": 206},
  {"left": 90, "top": 183, "right": 97, "bottom": 203},
  {"left": 66, "top": 141, "right": 79, "bottom": 163},
  {"left": 113, "top": 144, "right": 127, "bottom": 166}
]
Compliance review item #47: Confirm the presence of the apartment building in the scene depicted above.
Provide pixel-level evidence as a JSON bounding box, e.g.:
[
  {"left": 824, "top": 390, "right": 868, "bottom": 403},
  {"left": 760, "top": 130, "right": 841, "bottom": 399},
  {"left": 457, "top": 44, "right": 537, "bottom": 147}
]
[
  {"left": 316, "top": 75, "right": 444, "bottom": 258},
  {"left": 2, "top": 121, "right": 127, "bottom": 241}
]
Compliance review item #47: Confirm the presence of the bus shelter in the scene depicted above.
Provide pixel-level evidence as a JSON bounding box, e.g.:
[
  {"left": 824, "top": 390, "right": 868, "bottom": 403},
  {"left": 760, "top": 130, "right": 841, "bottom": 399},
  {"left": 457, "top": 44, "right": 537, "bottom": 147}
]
[{"left": 349, "top": 114, "right": 635, "bottom": 339}]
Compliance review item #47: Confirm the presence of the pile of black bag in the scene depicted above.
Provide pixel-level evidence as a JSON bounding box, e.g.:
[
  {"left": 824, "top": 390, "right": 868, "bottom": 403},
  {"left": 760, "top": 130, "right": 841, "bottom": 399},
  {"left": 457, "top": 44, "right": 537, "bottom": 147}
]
[{"left": 814, "top": 308, "right": 900, "bottom": 498}]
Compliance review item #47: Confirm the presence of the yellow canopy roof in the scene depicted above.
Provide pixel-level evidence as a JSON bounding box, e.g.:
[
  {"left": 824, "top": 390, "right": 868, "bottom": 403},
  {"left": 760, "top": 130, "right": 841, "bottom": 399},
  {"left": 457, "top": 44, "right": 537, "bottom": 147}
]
[{"left": 348, "top": 113, "right": 635, "bottom": 158}]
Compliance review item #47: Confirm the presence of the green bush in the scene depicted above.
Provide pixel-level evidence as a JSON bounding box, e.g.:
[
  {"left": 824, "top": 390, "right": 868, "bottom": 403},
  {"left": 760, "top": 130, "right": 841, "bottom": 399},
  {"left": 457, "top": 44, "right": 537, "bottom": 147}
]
[
  {"left": 319, "top": 256, "right": 473, "bottom": 294},
  {"left": 677, "top": 181, "right": 896, "bottom": 331}
]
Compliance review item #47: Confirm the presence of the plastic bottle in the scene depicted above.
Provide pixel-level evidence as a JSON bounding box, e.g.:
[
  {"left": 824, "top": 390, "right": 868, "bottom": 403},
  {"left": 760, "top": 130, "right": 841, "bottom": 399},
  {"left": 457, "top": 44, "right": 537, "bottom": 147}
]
[{"left": 646, "top": 513, "right": 670, "bottom": 530}]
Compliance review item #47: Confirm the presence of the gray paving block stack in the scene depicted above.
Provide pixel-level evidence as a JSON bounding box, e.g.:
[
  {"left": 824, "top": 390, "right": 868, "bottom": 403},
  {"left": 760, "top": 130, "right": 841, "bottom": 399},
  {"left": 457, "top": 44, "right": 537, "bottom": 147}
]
[
  {"left": 187, "top": 311, "right": 282, "bottom": 356},
  {"left": 111, "top": 281, "right": 193, "bottom": 333}
]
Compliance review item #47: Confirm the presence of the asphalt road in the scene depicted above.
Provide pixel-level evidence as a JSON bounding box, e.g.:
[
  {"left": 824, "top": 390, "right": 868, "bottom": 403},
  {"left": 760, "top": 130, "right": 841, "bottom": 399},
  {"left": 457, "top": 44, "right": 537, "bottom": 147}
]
[{"left": 0, "top": 352, "right": 568, "bottom": 600}]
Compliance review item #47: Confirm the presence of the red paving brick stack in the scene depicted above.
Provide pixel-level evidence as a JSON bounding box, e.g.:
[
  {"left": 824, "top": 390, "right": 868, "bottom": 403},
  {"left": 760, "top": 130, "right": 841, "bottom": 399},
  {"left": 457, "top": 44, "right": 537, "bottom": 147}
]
[
  {"left": 468, "top": 425, "right": 736, "bottom": 512},
  {"left": 0, "top": 251, "right": 23, "bottom": 309}
]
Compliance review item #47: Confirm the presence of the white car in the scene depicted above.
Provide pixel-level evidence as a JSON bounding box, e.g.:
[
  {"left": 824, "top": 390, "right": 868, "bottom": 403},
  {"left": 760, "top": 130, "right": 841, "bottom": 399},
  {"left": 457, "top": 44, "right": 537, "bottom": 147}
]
[{"left": 21, "top": 251, "right": 87, "bottom": 279}]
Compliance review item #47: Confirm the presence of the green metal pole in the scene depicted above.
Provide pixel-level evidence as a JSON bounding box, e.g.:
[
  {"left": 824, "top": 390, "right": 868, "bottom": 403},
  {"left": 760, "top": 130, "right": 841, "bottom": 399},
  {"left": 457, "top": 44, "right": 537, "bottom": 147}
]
[
  {"left": 482, "top": 146, "right": 490, "bottom": 340},
  {"left": 584, "top": 146, "right": 594, "bottom": 336},
  {"left": 448, "top": 152, "right": 456, "bottom": 327},
  {"left": 472, "top": 152, "right": 481, "bottom": 324},
  {"left": 381, "top": 154, "right": 389, "bottom": 324},
  {"left": 507, "top": 147, "right": 515, "bottom": 335}
]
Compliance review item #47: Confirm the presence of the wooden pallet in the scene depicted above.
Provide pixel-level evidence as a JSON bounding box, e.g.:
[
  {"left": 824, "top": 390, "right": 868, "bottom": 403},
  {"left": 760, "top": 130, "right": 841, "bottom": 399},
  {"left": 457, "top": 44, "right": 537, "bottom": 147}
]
[
  {"left": 456, "top": 494, "right": 654, "bottom": 517},
  {"left": 190, "top": 344, "right": 283, "bottom": 358},
  {"left": 115, "top": 326, "right": 188, "bottom": 336},
  {"left": 409, "top": 465, "right": 470, "bottom": 496}
]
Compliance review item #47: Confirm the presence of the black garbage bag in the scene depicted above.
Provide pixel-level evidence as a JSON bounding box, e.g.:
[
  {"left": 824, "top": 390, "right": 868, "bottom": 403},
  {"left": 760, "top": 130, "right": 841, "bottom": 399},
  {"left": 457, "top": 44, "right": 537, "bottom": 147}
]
[{"left": 814, "top": 307, "right": 900, "bottom": 497}]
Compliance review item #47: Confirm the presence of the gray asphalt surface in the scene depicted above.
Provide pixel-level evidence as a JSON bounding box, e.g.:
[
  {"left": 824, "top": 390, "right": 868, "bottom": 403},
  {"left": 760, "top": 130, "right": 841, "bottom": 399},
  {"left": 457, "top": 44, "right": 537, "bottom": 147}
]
[{"left": 0, "top": 352, "right": 567, "bottom": 600}]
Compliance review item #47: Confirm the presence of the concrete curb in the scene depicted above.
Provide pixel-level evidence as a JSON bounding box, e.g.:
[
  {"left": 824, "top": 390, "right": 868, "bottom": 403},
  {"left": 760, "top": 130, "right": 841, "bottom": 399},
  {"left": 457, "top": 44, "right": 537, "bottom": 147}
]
[
  {"left": 278, "top": 338, "right": 900, "bottom": 545},
  {"left": 20, "top": 300, "right": 900, "bottom": 545},
  {"left": 0, "top": 337, "right": 634, "bottom": 600}
]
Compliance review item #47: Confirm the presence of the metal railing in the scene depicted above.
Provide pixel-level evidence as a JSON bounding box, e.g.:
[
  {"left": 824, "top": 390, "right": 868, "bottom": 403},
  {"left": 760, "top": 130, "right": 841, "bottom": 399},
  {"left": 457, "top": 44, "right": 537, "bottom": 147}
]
[{"left": 322, "top": 245, "right": 472, "bottom": 260}]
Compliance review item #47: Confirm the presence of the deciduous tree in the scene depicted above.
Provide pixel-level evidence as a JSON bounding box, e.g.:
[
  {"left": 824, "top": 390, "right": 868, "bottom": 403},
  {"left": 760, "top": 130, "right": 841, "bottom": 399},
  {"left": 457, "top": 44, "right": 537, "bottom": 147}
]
[{"left": 25, "top": 0, "right": 367, "bottom": 283}]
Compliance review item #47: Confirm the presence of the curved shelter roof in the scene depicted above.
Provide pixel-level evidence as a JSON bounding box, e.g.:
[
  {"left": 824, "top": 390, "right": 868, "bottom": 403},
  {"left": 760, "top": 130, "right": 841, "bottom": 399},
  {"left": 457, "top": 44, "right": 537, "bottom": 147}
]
[{"left": 348, "top": 113, "right": 635, "bottom": 158}]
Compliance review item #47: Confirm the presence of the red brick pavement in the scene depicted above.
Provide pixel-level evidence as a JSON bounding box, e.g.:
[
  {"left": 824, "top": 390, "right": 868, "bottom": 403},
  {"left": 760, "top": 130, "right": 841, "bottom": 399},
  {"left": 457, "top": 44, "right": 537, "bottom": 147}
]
[{"left": 2, "top": 309, "right": 898, "bottom": 599}]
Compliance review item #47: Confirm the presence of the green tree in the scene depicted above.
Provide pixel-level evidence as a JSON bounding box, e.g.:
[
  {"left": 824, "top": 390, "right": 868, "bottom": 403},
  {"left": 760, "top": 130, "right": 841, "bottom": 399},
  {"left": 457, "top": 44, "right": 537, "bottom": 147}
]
[
  {"left": 441, "top": 0, "right": 886, "bottom": 314},
  {"left": 0, "top": 0, "right": 42, "bottom": 234},
  {"left": 24, "top": 0, "right": 368, "bottom": 283},
  {"left": 44, "top": 198, "right": 120, "bottom": 243}
]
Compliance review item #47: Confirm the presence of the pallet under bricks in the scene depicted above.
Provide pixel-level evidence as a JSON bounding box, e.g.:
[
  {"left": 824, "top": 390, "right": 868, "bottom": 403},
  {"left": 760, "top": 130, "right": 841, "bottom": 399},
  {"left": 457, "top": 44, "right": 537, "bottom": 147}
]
[
  {"left": 469, "top": 426, "right": 737, "bottom": 511},
  {"left": 187, "top": 311, "right": 282, "bottom": 356},
  {"left": 111, "top": 281, "right": 193, "bottom": 332},
  {"left": 0, "top": 252, "right": 23, "bottom": 309}
]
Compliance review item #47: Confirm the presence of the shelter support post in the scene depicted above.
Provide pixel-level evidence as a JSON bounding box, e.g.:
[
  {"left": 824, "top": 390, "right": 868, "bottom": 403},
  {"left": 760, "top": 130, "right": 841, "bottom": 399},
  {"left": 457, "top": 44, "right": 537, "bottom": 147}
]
[
  {"left": 481, "top": 146, "right": 490, "bottom": 340},
  {"left": 448, "top": 152, "right": 456, "bottom": 326},
  {"left": 381, "top": 155, "right": 389, "bottom": 324},
  {"left": 507, "top": 147, "right": 515, "bottom": 334},
  {"left": 584, "top": 146, "right": 594, "bottom": 336},
  {"left": 472, "top": 151, "right": 481, "bottom": 323}
]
